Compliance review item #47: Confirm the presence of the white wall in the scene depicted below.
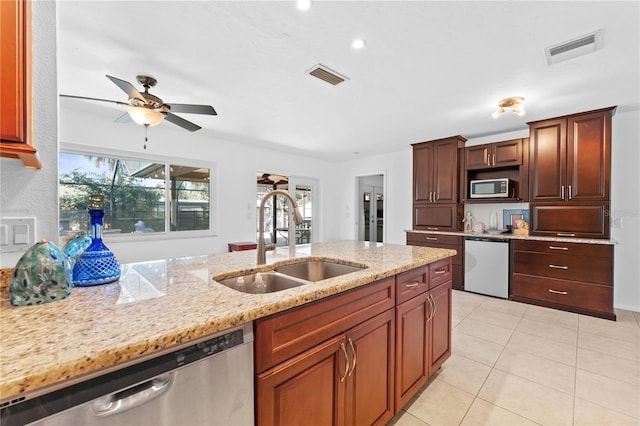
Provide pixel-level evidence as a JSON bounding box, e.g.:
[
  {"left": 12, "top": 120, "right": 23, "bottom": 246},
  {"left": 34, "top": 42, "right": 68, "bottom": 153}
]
[{"left": 0, "top": 1, "right": 58, "bottom": 268}]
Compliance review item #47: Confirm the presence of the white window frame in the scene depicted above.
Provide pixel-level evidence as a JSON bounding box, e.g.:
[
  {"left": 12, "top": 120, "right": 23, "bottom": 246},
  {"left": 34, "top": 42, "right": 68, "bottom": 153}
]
[{"left": 59, "top": 143, "right": 218, "bottom": 242}]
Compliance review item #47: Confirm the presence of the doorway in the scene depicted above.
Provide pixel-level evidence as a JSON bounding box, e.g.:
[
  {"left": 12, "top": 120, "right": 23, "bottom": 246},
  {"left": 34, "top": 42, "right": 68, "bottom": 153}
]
[{"left": 357, "top": 174, "right": 384, "bottom": 243}]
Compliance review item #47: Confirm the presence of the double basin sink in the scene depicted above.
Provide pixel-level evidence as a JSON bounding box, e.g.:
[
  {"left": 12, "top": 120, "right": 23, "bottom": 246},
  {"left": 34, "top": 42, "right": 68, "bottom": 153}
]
[{"left": 216, "top": 259, "right": 367, "bottom": 294}]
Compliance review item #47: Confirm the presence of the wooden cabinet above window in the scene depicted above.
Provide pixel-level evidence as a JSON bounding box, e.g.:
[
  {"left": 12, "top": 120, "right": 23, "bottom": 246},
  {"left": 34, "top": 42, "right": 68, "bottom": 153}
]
[{"left": 0, "top": 0, "right": 42, "bottom": 169}]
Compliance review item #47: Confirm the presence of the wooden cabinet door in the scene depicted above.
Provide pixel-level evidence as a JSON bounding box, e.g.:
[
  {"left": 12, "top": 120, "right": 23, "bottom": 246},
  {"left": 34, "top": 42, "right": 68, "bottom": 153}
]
[
  {"left": 465, "top": 144, "right": 490, "bottom": 170},
  {"left": 529, "top": 118, "right": 567, "bottom": 202},
  {"left": 413, "top": 203, "right": 458, "bottom": 231},
  {"left": 395, "top": 292, "right": 429, "bottom": 411},
  {"left": 256, "top": 334, "right": 347, "bottom": 426},
  {"left": 413, "top": 143, "right": 434, "bottom": 203},
  {"left": 428, "top": 281, "right": 452, "bottom": 375},
  {"left": 0, "top": 0, "right": 26, "bottom": 143},
  {"left": 345, "top": 310, "right": 395, "bottom": 426},
  {"left": 530, "top": 202, "right": 609, "bottom": 239},
  {"left": 493, "top": 139, "right": 523, "bottom": 167},
  {"left": 432, "top": 139, "right": 459, "bottom": 203},
  {"left": 566, "top": 110, "right": 611, "bottom": 201}
]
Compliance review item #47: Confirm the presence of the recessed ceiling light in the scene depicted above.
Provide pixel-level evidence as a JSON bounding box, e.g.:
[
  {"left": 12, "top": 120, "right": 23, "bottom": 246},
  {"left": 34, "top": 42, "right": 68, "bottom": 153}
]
[
  {"left": 352, "top": 39, "right": 366, "bottom": 49},
  {"left": 297, "top": 0, "right": 311, "bottom": 11}
]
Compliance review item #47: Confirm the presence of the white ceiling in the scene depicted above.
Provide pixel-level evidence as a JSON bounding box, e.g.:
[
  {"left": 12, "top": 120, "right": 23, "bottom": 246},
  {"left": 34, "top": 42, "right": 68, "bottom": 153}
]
[{"left": 57, "top": 1, "right": 640, "bottom": 160}]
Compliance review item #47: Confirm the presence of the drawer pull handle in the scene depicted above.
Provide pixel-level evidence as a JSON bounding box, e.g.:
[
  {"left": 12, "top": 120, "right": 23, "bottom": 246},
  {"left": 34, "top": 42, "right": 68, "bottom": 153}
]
[
  {"left": 434, "top": 269, "right": 447, "bottom": 275},
  {"left": 548, "top": 289, "right": 568, "bottom": 295},
  {"left": 557, "top": 233, "right": 576, "bottom": 237},
  {"left": 549, "top": 246, "right": 568, "bottom": 251},
  {"left": 405, "top": 282, "right": 421, "bottom": 289},
  {"left": 424, "top": 237, "right": 439, "bottom": 241},
  {"left": 548, "top": 264, "right": 568, "bottom": 270},
  {"left": 426, "top": 227, "right": 439, "bottom": 231},
  {"left": 340, "top": 343, "right": 349, "bottom": 382},
  {"left": 347, "top": 338, "right": 356, "bottom": 377}
]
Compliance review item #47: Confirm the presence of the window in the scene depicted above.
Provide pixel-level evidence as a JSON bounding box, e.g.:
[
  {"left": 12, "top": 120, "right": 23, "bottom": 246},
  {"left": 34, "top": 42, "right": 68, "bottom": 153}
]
[{"left": 59, "top": 151, "right": 212, "bottom": 238}]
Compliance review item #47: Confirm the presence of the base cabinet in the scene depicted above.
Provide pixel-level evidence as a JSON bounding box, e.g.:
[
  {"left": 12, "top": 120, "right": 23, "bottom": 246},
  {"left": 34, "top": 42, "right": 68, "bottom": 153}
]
[{"left": 406, "top": 232, "right": 464, "bottom": 290}]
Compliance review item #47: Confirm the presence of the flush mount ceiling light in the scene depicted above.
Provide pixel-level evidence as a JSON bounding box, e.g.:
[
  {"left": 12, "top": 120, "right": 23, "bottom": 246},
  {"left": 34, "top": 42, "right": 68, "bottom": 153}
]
[
  {"left": 492, "top": 97, "right": 526, "bottom": 118},
  {"left": 352, "top": 39, "right": 366, "bottom": 49},
  {"left": 297, "top": 0, "right": 311, "bottom": 11}
]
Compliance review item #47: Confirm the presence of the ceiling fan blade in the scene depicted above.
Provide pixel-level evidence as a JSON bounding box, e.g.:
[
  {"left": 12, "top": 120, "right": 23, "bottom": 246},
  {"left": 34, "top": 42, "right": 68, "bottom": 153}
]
[
  {"left": 59, "top": 94, "right": 129, "bottom": 106},
  {"left": 114, "top": 112, "right": 132, "bottom": 123},
  {"left": 164, "top": 112, "right": 202, "bottom": 132},
  {"left": 166, "top": 103, "right": 217, "bottom": 116},
  {"left": 106, "top": 75, "right": 145, "bottom": 102}
]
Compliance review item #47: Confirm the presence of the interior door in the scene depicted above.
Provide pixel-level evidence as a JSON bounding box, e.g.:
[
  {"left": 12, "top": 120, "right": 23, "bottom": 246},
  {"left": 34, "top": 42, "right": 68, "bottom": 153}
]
[{"left": 357, "top": 175, "right": 384, "bottom": 243}]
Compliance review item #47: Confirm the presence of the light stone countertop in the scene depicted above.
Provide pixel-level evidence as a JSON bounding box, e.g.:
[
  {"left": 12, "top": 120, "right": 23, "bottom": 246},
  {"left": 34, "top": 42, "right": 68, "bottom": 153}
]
[
  {"left": 405, "top": 229, "right": 615, "bottom": 245},
  {"left": 0, "top": 240, "right": 455, "bottom": 402}
]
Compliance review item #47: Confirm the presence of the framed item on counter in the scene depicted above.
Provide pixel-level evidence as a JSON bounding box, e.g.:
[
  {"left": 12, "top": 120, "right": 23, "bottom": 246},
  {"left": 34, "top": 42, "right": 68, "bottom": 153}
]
[{"left": 503, "top": 209, "right": 529, "bottom": 229}]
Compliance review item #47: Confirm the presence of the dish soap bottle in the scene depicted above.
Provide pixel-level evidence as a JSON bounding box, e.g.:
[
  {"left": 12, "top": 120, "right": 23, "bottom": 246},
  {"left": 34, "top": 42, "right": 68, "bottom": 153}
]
[{"left": 72, "top": 194, "right": 121, "bottom": 286}]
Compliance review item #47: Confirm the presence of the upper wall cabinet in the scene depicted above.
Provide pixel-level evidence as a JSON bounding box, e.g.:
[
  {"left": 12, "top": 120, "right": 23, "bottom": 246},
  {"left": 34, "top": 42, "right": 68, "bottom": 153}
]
[
  {"left": 0, "top": 0, "right": 42, "bottom": 169},
  {"left": 529, "top": 108, "right": 614, "bottom": 203},
  {"left": 465, "top": 138, "right": 524, "bottom": 170}
]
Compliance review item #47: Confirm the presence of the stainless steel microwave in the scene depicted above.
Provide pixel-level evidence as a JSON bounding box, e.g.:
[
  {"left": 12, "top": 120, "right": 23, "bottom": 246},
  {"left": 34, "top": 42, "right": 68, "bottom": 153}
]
[{"left": 470, "top": 178, "right": 513, "bottom": 198}]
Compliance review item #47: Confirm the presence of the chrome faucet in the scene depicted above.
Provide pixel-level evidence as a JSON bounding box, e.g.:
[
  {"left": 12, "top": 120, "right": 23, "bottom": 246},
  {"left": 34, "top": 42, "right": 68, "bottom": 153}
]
[{"left": 257, "top": 190, "right": 303, "bottom": 265}]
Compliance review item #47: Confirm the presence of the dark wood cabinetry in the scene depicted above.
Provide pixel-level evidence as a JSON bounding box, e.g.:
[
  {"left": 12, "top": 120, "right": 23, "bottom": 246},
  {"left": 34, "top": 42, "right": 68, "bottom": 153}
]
[
  {"left": 0, "top": 0, "right": 42, "bottom": 169},
  {"left": 395, "top": 258, "right": 451, "bottom": 411},
  {"left": 510, "top": 240, "right": 615, "bottom": 320},
  {"left": 465, "top": 138, "right": 524, "bottom": 170},
  {"left": 412, "top": 136, "right": 466, "bottom": 231},
  {"left": 528, "top": 107, "right": 614, "bottom": 238},
  {"left": 406, "top": 232, "right": 464, "bottom": 290}
]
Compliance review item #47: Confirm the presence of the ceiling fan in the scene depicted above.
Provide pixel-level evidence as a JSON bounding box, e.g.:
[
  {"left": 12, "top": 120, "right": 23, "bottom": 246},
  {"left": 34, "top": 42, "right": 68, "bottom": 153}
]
[{"left": 60, "top": 75, "right": 217, "bottom": 148}]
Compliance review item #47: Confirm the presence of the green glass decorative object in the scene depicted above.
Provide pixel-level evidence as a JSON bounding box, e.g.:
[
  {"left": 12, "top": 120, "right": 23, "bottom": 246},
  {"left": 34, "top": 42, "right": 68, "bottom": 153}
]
[{"left": 10, "top": 240, "right": 73, "bottom": 306}]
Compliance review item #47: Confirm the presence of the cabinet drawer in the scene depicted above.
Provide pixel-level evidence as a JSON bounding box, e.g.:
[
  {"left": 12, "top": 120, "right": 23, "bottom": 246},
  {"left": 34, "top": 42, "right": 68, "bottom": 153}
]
[
  {"left": 407, "top": 232, "right": 460, "bottom": 246},
  {"left": 512, "top": 240, "right": 613, "bottom": 258},
  {"left": 429, "top": 258, "right": 452, "bottom": 288},
  {"left": 512, "top": 274, "right": 613, "bottom": 314},
  {"left": 530, "top": 203, "right": 609, "bottom": 239},
  {"left": 255, "top": 277, "right": 395, "bottom": 373},
  {"left": 513, "top": 251, "right": 612, "bottom": 285},
  {"left": 396, "top": 266, "right": 428, "bottom": 304}
]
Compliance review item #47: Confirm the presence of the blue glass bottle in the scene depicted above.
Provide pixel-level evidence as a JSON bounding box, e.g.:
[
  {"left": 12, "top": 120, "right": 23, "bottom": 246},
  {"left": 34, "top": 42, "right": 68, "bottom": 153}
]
[{"left": 72, "top": 194, "right": 121, "bottom": 286}]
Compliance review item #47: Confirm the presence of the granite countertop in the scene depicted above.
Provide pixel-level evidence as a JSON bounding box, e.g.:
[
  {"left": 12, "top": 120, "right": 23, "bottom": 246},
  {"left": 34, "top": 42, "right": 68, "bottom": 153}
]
[
  {"left": 0, "top": 240, "right": 455, "bottom": 402},
  {"left": 405, "top": 229, "right": 615, "bottom": 245}
]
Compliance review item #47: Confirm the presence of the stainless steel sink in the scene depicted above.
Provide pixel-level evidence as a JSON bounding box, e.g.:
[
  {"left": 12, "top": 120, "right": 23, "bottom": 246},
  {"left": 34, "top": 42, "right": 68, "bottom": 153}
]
[
  {"left": 274, "top": 260, "right": 366, "bottom": 282},
  {"left": 216, "top": 272, "right": 307, "bottom": 294}
]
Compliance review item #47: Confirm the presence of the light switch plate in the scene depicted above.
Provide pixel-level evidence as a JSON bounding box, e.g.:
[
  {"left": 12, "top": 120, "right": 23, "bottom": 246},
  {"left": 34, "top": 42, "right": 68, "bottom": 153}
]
[{"left": 0, "top": 218, "right": 36, "bottom": 253}]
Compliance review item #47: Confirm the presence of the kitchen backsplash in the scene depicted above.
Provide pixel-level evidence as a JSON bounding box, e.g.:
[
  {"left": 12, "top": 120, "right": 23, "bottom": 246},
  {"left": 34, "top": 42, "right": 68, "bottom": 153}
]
[{"left": 465, "top": 202, "right": 529, "bottom": 230}]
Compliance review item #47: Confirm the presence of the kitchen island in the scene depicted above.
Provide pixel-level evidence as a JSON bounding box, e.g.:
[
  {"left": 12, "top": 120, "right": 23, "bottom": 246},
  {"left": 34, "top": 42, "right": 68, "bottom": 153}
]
[{"left": 0, "top": 240, "right": 455, "bottom": 409}]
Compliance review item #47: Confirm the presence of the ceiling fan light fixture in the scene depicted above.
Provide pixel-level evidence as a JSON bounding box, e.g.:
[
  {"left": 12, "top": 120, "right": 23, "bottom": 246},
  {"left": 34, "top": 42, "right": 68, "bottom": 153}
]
[
  {"left": 492, "top": 107, "right": 505, "bottom": 119},
  {"left": 127, "top": 106, "right": 164, "bottom": 127}
]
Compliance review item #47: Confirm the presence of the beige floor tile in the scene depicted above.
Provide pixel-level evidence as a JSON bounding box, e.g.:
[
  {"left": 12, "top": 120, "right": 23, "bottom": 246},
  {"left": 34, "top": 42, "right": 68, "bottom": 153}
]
[
  {"left": 615, "top": 309, "right": 640, "bottom": 329},
  {"left": 478, "top": 297, "right": 529, "bottom": 317},
  {"left": 494, "top": 347, "right": 576, "bottom": 395},
  {"left": 516, "top": 317, "right": 578, "bottom": 346},
  {"left": 388, "top": 410, "right": 430, "bottom": 426},
  {"left": 523, "top": 304, "right": 579, "bottom": 330},
  {"left": 633, "top": 310, "right": 640, "bottom": 327},
  {"left": 460, "top": 398, "right": 539, "bottom": 426},
  {"left": 506, "top": 331, "right": 577, "bottom": 366},
  {"left": 455, "top": 317, "right": 515, "bottom": 346},
  {"left": 578, "top": 331, "right": 640, "bottom": 362},
  {"left": 452, "top": 330, "right": 505, "bottom": 367},
  {"left": 575, "top": 369, "right": 640, "bottom": 420},
  {"left": 579, "top": 315, "right": 640, "bottom": 343},
  {"left": 405, "top": 378, "right": 475, "bottom": 426},
  {"left": 573, "top": 397, "right": 640, "bottom": 426},
  {"left": 478, "top": 369, "right": 574, "bottom": 425},
  {"left": 435, "top": 353, "right": 492, "bottom": 395},
  {"left": 467, "top": 306, "right": 523, "bottom": 331},
  {"left": 577, "top": 347, "right": 640, "bottom": 386}
]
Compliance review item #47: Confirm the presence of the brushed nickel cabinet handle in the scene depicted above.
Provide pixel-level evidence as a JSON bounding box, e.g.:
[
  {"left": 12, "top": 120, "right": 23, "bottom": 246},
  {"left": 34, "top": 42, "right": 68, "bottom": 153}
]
[
  {"left": 405, "top": 282, "right": 420, "bottom": 289},
  {"left": 426, "top": 227, "right": 439, "bottom": 231},
  {"left": 492, "top": 154, "right": 496, "bottom": 167},
  {"left": 568, "top": 185, "right": 572, "bottom": 200},
  {"left": 340, "top": 342, "right": 349, "bottom": 382},
  {"left": 549, "top": 246, "right": 569, "bottom": 251},
  {"left": 549, "top": 264, "right": 569, "bottom": 270},
  {"left": 561, "top": 185, "right": 565, "bottom": 199},
  {"left": 548, "top": 289, "right": 568, "bottom": 295},
  {"left": 428, "top": 294, "right": 437, "bottom": 321},
  {"left": 424, "top": 236, "right": 438, "bottom": 241},
  {"left": 434, "top": 269, "right": 446, "bottom": 275},
  {"left": 557, "top": 233, "right": 576, "bottom": 237},
  {"left": 347, "top": 338, "right": 356, "bottom": 377}
]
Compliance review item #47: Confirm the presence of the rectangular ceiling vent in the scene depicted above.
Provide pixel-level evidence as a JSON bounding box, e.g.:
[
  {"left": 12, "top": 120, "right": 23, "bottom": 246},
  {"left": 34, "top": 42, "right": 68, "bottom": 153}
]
[
  {"left": 545, "top": 29, "right": 604, "bottom": 65},
  {"left": 306, "top": 64, "right": 349, "bottom": 86}
]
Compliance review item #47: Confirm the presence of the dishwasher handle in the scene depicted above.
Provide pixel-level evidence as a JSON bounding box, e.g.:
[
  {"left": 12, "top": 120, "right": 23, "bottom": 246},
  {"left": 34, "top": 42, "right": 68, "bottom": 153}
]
[{"left": 91, "top": 373, "right": 174, "bottom": 417}]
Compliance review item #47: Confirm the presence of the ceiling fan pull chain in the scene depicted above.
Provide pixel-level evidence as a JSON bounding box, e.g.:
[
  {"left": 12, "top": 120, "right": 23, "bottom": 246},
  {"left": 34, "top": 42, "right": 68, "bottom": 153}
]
[{"left": 144, "top": 124, "right": 149, "bottom": 149}]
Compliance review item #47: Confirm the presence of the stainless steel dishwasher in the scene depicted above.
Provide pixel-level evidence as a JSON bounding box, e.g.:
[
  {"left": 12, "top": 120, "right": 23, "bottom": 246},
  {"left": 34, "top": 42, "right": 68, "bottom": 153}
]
[
  {"left": 1, "top": 323, "right": 254, "bottom": 426},
  {"left": 464, "top": 236, "right": 510, "bottom": 298}
]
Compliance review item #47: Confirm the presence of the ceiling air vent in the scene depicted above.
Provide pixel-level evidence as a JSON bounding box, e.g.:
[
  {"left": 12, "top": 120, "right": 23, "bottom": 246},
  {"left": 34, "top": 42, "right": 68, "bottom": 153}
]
[
  {"left": 545, "top": 29, "right": 604, "bottom": 65},
  {"left": 306, "top": 64, "right": 349, "bottom": 86}
]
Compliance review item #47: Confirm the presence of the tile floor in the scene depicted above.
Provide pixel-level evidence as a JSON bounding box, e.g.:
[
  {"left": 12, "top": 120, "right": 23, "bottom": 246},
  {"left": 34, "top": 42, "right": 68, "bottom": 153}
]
[{"left": 389, "top": 290, "right": 640, "bottom": 426}]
